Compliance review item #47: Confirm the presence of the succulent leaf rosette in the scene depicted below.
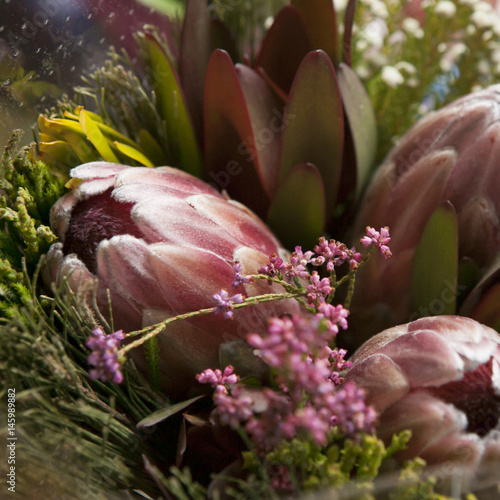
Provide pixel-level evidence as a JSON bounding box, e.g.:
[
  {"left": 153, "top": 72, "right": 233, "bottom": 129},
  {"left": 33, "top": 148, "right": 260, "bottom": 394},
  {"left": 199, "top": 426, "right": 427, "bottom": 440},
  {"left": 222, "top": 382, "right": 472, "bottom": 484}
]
[
  {"left": 345, "top": 315, "right": 500, "bottom": 486},
  {"left": 348, "top": 85, "right": 500, "bottom": 345},
  {"left": 36, "top": 0, "right": 377, "bottom": 249},
  {"left": 44, "top": 162, "right": 298, "bottom": 397}
]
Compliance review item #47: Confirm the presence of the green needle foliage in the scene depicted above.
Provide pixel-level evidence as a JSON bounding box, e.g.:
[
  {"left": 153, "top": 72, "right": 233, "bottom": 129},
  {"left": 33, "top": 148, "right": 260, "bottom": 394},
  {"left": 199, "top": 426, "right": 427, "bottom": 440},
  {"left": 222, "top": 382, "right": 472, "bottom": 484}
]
[
  {"left": 0, "top": 131, "right": 65, "bottom": 318},
  {"left": 0, "top": 265, "right": 169, "bottom": 499}
]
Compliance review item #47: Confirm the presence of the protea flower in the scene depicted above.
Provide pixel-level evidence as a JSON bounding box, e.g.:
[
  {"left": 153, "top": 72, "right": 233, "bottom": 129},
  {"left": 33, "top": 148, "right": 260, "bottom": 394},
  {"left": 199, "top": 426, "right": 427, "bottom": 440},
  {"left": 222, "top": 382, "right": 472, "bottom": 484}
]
[
  {"left": 347, "top": 85, "right": 500, "bottom": 345},
  {"left": 345, "top": 315, "right": 500, "bottom": 487},
  {"left": 43, "top": 162, "right": 298, "bottom": 397},
  {"left": 36, "top": 0, "right": 377, "bottom": 249}
]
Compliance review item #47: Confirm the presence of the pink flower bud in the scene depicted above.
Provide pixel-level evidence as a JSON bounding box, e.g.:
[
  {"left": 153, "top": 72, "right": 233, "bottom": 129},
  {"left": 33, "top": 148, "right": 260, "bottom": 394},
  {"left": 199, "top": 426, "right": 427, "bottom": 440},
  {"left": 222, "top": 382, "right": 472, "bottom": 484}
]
[
  {"left": 345, "top": 315, "right": 500, "bottom": 486},
  {"left": 349, "top": 86, "right": 500, "bottom": 341},
  {"left": 45, "top": 162, "right": 298, "bottom": 397}
]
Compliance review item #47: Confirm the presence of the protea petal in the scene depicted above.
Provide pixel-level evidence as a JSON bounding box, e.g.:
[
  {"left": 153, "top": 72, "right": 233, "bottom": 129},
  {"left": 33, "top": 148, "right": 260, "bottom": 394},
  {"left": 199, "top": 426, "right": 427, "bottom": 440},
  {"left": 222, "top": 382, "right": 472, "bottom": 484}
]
[
  {"left": 97, "top": 235, "right": 165, "bottom": 309},
  {"left": 147, "top": 244, "right": 236, "bottom": 313},
  {"left": 350, "top": 86, "right": 500, "bottom": 339},
  {"left": 407, "top": 316, "right": 500, "bottom": 371},
  {"left": 346, "top": 316, "right": 500, "bottom": 480},
  {"left": 344, "top": 353, "right": 409, "bottom": 412},
  {"left": 186, "top": 194, "right": 281, "bottom": 256},
  {"left": 458, "top": 196, "right": 500, "bottom": 267},
  {"left": 375, "top": 329, "right": 465, "bottom": 387},
  {"left": 114, "top": 166, "right": 220, "bottom": 197},
  {"left": 377, "top": 391, "right": 468, "bottom": 459}
]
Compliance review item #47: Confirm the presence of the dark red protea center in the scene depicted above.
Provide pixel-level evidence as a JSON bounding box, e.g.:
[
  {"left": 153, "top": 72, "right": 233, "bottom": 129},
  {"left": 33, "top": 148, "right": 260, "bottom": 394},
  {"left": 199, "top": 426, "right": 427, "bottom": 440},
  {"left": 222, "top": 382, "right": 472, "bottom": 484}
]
[
  {"left": 62, "top": 189, "right": 143, "bottom": 273},
  {"left": 426, "top": 358, "right": 500, "bottom": 437}
]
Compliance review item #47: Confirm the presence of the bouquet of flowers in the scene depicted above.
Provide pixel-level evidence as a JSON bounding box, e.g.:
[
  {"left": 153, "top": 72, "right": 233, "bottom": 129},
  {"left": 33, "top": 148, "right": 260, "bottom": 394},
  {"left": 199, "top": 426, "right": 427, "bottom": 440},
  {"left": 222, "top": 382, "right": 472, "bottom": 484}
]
[{"left": 2, "top": 0, "right": 500, "bottom": 498}]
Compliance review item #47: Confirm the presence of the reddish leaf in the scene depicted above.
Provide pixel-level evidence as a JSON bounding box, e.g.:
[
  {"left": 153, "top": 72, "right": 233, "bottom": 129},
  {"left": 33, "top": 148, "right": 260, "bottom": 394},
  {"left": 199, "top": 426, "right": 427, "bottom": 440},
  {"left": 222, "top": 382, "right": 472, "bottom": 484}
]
[
  {"left": 180, "top": 0, "right": 238, "bottom": 143},
  {"left": 204, "top": 50, "right": 283, "bottom": 216},
  {"left": 237, "top": 64, "right": 283, "bottom": 198},
  {"left": 343, "top": 0, "right": 358, "bottom": 66},
  {"left": 278, "top": 50, "right": 344, "bottom": 221},
  {"left": 254, "top": 6, "right": 311, "bottom": 95},
  {"left": 292, "top": 0, "right": 339, "bottom": 66}
]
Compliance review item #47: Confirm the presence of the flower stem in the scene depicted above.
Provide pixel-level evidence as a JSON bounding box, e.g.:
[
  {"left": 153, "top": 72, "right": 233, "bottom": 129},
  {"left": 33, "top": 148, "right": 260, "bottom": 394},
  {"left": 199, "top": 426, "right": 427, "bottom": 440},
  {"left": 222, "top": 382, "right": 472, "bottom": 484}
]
[{"left": 119, "top": 292, "right": 302, "bottom": 356}]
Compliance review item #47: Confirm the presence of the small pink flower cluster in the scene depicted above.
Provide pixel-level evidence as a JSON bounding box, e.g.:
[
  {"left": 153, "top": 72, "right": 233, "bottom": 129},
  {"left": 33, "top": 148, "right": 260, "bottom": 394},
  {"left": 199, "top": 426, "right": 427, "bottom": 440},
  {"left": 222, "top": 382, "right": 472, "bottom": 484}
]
[
  {"left": 196, "top": 365, "right": 240, "bottom": 390},
  {"left": 197, "top": 315, "right": 376, "bottom": 455},
  {"left": 314, "top": 237, "right": 363, "bottom": 271},
  {"left": 360, "top": 226, "right": 392, "bottom": 259},
  {"left": 257, "top": 252, "right": 351, "bottom": 335},
  {"left": 244, "top": 229, "right": 391, "bottom": 335},
  {"left": 86, "top": 327, "right": 125, "bottom": 384},
  {"left": 213, "top": 289, "right": 245, "bottom": 319}
]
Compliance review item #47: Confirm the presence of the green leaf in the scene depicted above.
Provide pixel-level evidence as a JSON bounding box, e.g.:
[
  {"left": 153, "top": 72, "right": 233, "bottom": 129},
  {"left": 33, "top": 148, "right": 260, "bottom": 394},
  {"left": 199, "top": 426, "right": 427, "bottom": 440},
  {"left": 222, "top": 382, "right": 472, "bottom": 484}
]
[
  {"left": 278, "top": 50, "right": 344, "bottom": 221},
  {"left": 267, "top": 163, "right": 325, "bottom": 250},
  {"left": 135, "top": 0, "right": 185, "bottom": 17},
  {"left": 141, "top": 33, "right": 203, "bottom": 177},
  {"left": 113, "top": 141, "right": 155, "bottom": 168},
  {"left": 136, "top": 395, "right": 205, "bottom": 428},
  {"left": 137, "top": 129, "right": 168, "bottom": 166},
  {"left": 337, "top": 63, "right": 377, "bottom": 197},
  {"left": 411, "top": 202, "right": 458, "bottom": 317}
]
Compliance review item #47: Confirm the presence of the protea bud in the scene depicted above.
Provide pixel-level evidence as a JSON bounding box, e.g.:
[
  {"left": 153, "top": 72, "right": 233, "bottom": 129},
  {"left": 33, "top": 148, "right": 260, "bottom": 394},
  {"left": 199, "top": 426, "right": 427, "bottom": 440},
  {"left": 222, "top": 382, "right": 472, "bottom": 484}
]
[
  {"left": 345, "top": 316, "right": 500, "bottom": 487},
  {"left": 348, "top": 85, "right": 500, "bottom": 345},
  {"left": 44, "top": 162, "right": 298, "bottom": 397}
]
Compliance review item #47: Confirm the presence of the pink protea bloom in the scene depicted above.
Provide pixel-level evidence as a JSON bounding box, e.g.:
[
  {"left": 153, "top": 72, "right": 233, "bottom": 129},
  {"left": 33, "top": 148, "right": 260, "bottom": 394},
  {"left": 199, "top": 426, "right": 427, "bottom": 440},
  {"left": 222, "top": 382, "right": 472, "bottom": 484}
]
[
  {"left": 348, "top": 86, "right": 500, "bottom": 343},
  {"left": 44, "top": 162, "right": 298, "bottom": 397},
  {"left": 345, "top": 315, "right": 500, "bottom": 485}
]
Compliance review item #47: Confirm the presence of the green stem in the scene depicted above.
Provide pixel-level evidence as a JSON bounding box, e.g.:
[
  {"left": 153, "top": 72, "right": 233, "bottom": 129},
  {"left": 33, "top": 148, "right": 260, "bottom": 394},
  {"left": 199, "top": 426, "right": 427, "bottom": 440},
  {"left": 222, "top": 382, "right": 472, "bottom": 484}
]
[
  {"left": 344, "top": 273, "right": 356, "bottom": 311},
  {"left": 119, "top": 291, "right": 302, "bottom": 357}
]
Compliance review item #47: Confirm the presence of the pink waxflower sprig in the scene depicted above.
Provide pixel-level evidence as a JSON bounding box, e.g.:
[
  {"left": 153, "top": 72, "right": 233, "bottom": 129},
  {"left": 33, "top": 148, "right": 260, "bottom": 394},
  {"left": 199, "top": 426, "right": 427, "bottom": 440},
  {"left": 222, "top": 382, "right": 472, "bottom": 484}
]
[
  {"left": 360, "top": 226, "right": 392, "bottom": 259},
  {"left": 225, "top": 226, "right": 392, "bottom": 329},
  {"left": 86, "top": 327, "right": 125, "bottom": 384},
  {"left": 86, "top": 227, "right": 391, "bottom": 385},
  {"left": 197, "top": 314, "right": 377, "bottom": 461}
]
